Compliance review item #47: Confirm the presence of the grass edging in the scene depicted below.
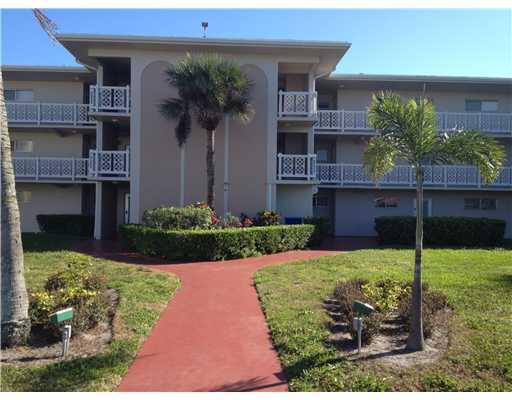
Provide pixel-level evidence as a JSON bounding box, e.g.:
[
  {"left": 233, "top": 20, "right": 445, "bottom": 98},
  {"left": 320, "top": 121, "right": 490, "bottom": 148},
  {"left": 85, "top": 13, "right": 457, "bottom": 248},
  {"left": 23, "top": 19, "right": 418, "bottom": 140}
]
[{"left": 1, "top": 234, "right": 180, "bottom": 392}]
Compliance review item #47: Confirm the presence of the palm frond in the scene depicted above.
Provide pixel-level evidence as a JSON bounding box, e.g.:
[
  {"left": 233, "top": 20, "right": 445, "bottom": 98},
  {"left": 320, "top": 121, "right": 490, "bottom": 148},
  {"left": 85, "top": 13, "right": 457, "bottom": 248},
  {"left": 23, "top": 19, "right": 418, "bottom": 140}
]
[
  {"left": 436, "top": 131, "right": 506, "bottom": 183},
  {"left": 363, "top": 136, "right": 398, "bottom": 181}
]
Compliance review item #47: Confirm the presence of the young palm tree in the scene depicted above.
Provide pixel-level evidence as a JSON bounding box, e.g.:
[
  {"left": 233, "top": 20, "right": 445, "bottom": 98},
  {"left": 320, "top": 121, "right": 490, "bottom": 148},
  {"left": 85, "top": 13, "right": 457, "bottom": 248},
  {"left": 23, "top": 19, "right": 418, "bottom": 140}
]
[
  {"left": 363, "top": 91, "right": 505, "bottom": 351},
  {"left": 1, "top": 71, "right": 31, "bottom": 347},
  {"left": 160, "top": 54, "right": 253, "bottom": 208}
]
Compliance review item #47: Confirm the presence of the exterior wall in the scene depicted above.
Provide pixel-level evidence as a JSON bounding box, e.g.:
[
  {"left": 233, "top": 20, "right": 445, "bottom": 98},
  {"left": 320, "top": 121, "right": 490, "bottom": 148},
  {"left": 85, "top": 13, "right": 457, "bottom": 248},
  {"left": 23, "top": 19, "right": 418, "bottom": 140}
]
[
  {"left": 132, "top": 50, "right": 280, "bottom": 220},
  {"left": 16, "top": 183, "right": 83, "bottom": 232},
  {"left": 5, "top": 80, "right": 85, "bottom": 103},
  {"left": 334, "top": 189, "right": 512, "bottom": 238},
  {"left": 336, "top": 88, "right": 512, "bottom": 113},
  {"left": 276, "top": 185, "right": 313, "bottom": 219},
  {"left": 11, "top": 131, "right": 83, "bottom": 158}
]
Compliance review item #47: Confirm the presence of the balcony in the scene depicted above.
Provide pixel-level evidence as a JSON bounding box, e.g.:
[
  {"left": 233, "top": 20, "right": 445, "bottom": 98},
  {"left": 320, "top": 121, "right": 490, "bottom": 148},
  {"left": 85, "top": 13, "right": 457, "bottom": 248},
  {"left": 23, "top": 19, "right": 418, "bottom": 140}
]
[
  {"left": 278, "top": 91, "right": 317, "bottom": 119},
  {"left": 6, "top": 102, "right": 95, "bottom": 127},
  {"left": 13, "top": 150, "right": 130, "bottom": 182},
  {"left": 89, "top": 85, "right": 131, "bottom": 114},
  {"left": 316, "top": 163, "right": 512, "bottom": 189},
  {"left": 315, "top": 110, "right": 512, "bottom": 136},
  {"left": 88, "top": 150, "right": 130, "bottom": 179},
  {"left": 277, "top": 153, "right": 317, "bottom": 181}
]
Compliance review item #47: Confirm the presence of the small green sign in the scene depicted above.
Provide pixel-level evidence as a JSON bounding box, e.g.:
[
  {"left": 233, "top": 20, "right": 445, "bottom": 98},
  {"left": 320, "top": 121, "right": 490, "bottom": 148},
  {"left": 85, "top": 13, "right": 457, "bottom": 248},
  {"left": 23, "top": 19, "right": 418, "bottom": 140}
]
[
  {"left": 49, "top": 307, "right": 74, "bottom": 325},
  {"left": 352, "top": 300, "right": 375, "bottom": 316}
]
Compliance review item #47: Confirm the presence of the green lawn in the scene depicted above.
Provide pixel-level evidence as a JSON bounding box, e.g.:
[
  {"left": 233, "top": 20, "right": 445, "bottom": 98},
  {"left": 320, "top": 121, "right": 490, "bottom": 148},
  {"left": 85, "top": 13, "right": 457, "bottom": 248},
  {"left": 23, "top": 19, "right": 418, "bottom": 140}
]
[
  {"left": 1, "top": 234, "right": 180, "bottom": 392},
  {"left": 254, "top": 248, "right": 512, "bottom": 391}
]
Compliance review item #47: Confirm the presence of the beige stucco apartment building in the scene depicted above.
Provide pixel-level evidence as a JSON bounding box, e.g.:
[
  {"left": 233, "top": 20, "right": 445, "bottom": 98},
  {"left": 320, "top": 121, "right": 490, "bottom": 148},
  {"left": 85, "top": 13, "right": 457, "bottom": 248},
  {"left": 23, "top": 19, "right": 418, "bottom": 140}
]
[{"left": 4, "top": 34, "right": 512, "bottom": 239}]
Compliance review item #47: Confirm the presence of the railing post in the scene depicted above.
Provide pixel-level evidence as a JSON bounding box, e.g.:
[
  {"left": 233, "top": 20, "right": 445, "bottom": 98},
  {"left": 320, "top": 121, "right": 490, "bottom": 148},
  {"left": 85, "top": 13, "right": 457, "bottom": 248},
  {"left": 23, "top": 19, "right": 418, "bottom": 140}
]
[
  {"left": 35, "top": 157, "right": 39, "bottom": 181},
  {"left": 444, "top": 166, "right": 447, "bottom": 188},
  {"left": 340, "top": 164, "right": 344, "bottom": 187},
  {"left": 125, "top": 151, "right": 130, "bottom": 177},
  {"left": 71, "top": 157, "right": 75, "bottom": 181},
  {"left": 73, "top": 103, "right": 77, "bottom": 126},
  {"left": 277, "top": 153, "right": 282, "bottom": 180},
  {"left": 278, "top": 91, "right": 282, "bottom": 117},
  {"left": 341, "top": 110, "right": 345, "bottom": 133},
  {"left": 37, "top": 102, "right": 41, "bottom": 126},
  {"left": 125, "top": 85, "right": 130, "bottom": 113}
]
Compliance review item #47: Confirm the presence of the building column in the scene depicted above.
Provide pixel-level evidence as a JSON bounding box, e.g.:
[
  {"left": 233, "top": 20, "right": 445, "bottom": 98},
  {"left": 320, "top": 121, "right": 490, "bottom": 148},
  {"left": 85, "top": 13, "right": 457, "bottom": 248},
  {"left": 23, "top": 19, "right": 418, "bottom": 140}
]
[
  {"left": 223, "top": 114, "right": 230, "bottom": 215},
  {"left": 93, "top": 182, "right": 103, "bottom": 240}
]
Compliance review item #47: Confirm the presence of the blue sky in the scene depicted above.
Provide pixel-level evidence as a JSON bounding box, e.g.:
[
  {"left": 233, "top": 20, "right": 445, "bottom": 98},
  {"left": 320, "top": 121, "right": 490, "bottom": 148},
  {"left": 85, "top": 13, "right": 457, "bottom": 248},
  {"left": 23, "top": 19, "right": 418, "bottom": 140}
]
[{"left": 2, "top": 8, "right": 511, "bottom": 77}]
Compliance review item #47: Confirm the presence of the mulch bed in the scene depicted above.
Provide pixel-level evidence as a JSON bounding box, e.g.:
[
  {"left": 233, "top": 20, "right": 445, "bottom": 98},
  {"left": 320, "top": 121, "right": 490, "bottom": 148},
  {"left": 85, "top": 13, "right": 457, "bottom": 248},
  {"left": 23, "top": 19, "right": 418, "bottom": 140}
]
[
  {"left": 1, "top": 289, "right": 119, "bottom": 367},
  {"left": 324, "top": 297, "right": 451, "bottom": 369}
]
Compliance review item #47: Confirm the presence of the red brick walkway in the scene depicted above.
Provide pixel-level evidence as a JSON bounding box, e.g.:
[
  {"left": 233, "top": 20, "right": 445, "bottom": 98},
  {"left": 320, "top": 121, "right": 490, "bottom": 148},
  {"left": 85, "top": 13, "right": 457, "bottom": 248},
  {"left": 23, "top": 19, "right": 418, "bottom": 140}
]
[{"left": 78, "top": 244, "right": 338, "bottom": 392}]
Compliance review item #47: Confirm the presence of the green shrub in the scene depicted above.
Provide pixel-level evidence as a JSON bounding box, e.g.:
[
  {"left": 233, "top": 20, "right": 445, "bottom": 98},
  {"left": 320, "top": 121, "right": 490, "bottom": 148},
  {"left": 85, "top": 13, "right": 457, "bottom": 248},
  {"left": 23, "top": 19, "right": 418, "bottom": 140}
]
[
  {"left": 36, "top": 214, "right": 94, "bottom": 237},
  {"left": 254, "top": 210, "right": 281, "bottom": 226},
  {"left": 119, "top": 224, "right": 315, "bottom": 261},
  {"left": 375, "top": 216, "right": 506, "bottom": 247},
  {"left": 142, "top": 205, "right": 213, "bottom": 230},
  {"left": 29, "top": 255, "right": 108, "bottom": 338},
  {"left": 303, "top": 216, "right": 331, "bottom": 246},
  {"left": 361, "top": 279, "right": 410, "bottom": 314}
]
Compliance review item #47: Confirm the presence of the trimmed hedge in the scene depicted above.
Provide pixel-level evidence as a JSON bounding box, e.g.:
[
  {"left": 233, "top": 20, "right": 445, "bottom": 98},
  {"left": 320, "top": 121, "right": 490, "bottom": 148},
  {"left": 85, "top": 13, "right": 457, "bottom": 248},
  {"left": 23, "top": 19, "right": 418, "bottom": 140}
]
[
  {"left": 375, "top": 216, "right": 506, "bottom": 247},
  {"left": 142, "top": 205, "right": 213, "bottom": 230},
  {"left": 119, "top": 224, "right": 315, "bottom": 261},
  {"left": 37, "top": 214, "right": 94, "bottom": 237},
  {"left": 303, "top": 216, "right": 331, "bottom": 246}
]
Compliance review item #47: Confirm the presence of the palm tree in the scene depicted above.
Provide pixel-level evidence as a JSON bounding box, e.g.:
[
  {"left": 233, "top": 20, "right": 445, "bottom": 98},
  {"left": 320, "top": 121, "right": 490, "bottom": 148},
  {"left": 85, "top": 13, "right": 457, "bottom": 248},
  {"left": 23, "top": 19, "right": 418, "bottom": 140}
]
[
  {"left": 1, "top": 9, "right": 57, "bottom": 347},
  {"left": 1, "top": 71, "right": 31, "bottom": 347},
  {"left": 363, "top": 91, "right": 505, "bottom": 351},
  {"left": 160, "top": 54, "right": 253, "bottom": 208}
]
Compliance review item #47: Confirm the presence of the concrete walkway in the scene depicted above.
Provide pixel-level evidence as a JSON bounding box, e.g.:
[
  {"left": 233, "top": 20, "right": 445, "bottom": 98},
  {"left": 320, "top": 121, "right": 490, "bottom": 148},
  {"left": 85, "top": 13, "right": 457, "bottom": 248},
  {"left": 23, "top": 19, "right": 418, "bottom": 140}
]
[{"left": 83, "top": 247, "right": 338, "bottom": 392}]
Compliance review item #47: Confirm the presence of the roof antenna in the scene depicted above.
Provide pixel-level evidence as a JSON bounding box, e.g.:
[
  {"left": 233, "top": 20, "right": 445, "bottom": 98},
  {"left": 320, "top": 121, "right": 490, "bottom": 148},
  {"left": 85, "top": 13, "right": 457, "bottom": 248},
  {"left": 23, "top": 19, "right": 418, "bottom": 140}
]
[{"left": 201, "top": 21, "right": 208, "bottom": 38}]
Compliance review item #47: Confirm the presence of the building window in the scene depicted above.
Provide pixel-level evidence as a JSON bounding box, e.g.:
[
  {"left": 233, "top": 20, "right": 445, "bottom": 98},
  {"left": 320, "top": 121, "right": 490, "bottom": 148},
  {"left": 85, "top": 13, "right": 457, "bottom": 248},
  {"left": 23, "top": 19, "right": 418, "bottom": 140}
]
[
  {"left": 481, "top": 198, "right": 497, "bottom": 210},
  {"left": 465, "top": 100, "right": 498, "bottom": 113},
  {"left": 11, "top": 140, "right": 33, "bottom": 153},
  {"left": 313, "top": 195, "right": 329, "bottom": 208},
  {"left": 464, "top": 198, "right": 497, "bottom": 210},
  {"left": 17, "top": 191, "right": 32, "bottom": 204},
  {"left": 5, "top": 89, "right": 34, "bottom": 102},
  {"left": 375, "top": 196, "right": 399, "bottom": 208}
]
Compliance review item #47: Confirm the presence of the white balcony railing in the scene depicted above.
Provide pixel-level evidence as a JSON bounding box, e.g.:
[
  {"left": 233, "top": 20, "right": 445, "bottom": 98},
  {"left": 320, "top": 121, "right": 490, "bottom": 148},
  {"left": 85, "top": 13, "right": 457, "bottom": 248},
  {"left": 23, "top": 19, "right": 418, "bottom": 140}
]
[
  {"left": 316, "top": 163, "right": 512, "bottom": 188},
  {"left": 315, "top": 110, "right": 512, "bottom": 134},
  {"left": 277, "top": 153, "right": 317, "bottom": 181},
  {"left": 315, "top": 110, "right": 372, "bottom": 131},
  {"left": 13, "top": 150, "right": 130, "bottom": 182},
  {"left": 278, "top": 91, "right": 317, "bottom": 118},
  {"left": 88, "top": 150, "right": 130, "bottom": 178},
  {"left": 6, "top": 102, "right": 95, "bottom": 127},
  {"left": 89, "top": 85, "right": 131, "bottom": 113},
  {"left": 13, "top": 157, "right": 89, "bottom": 181}
]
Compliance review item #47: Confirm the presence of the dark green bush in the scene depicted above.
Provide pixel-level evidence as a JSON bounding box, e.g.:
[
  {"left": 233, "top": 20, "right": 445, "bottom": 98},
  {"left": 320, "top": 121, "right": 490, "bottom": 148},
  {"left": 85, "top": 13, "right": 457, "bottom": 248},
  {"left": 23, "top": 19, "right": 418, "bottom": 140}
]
[
  {"left": 254, "top": 210, "right": 281, "bottom": 226},
  {"left": 119, "top": 224, "right": 315, "bottom": 261},
  {"left": 36, "top": 214, "right": 94, "bottom": 237},
  {"left": 375, "top": 216, "right": 506, "bottom": 247},
  {"left": 303, "top": 216, "right": 331, "bottom": 246},
  {"left": 29, "top": 255, "right": 108, "bottom": 338},
  {"left": 142, "top": 205, "right": 213, "bottom": 230}
]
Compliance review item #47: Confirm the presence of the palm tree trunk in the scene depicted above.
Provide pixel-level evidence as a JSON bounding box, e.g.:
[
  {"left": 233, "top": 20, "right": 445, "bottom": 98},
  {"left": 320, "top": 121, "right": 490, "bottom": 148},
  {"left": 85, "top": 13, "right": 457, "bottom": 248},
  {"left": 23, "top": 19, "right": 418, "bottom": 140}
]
[
  {"left": 206, "top": 129, "right": 215, "bottom": 208},
  {"left": 407, "top": 165, "right": 425, "bottom": 351},
  {"left": 0, "top": 70, "right": 31, "bottom": 347}
]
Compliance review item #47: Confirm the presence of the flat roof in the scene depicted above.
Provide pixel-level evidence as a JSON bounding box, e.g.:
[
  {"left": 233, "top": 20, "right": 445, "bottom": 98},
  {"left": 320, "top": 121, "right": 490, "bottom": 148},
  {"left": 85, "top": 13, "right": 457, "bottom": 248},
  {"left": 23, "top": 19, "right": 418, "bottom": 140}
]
[
  {"left": 2, "top": 65, "right": 95, "bottom": 82},
  {"left": 56, "top": 33, "right": 351, "bottom": 50}
]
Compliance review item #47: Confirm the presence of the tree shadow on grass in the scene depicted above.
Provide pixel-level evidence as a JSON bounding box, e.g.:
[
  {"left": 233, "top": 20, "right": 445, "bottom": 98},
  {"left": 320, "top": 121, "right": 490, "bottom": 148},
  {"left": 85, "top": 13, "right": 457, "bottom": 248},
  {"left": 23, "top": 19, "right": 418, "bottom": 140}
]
[
  {"left": 5, "top": 339, "right": 136, "bottom": 392},
  {"left": 22, "top": 233, "right": 83, "bottom": 253}
]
